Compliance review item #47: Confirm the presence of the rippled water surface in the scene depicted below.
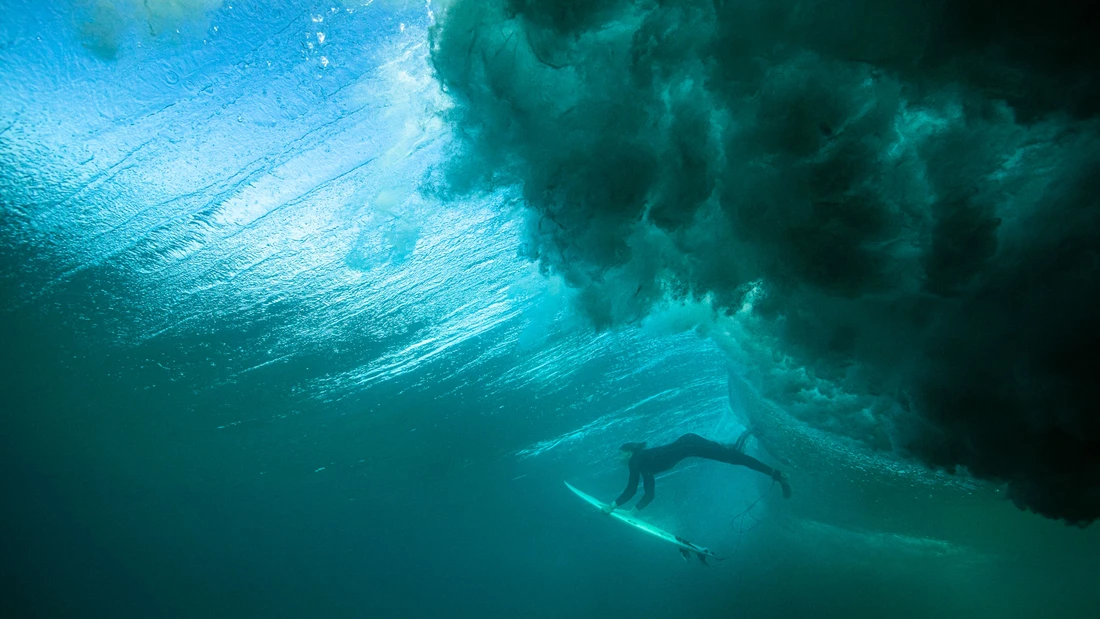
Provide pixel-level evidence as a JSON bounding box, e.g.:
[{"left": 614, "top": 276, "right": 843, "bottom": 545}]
[{"left": 3, "top": 2, "right": 1099, "bottom": 618}]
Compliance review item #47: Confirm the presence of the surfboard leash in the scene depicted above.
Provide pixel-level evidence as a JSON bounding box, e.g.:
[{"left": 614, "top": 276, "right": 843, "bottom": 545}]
[{"left": 728, "top": 478, "right": 776, "bottom": 557}]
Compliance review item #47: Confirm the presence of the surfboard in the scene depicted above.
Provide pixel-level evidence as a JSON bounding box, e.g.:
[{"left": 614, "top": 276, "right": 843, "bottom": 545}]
[{"left": 565, "top": 481, "right": 722, "bottom": 564}]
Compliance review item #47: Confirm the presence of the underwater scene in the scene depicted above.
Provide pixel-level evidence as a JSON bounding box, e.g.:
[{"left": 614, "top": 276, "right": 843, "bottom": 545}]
[{"left": 2, "top": 1, "right": 1099, "bottom": 617}]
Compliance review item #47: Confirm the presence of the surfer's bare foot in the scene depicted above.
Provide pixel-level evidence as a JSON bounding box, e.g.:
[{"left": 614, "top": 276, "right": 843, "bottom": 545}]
[{"left": 774, "top": 470, "right": 792, "bottom": 499}]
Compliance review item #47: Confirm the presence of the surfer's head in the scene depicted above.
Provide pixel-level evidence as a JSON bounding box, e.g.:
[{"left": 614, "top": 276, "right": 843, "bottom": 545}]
[{"left": 619, "top": 442, "right": 645, "bottom": 462}]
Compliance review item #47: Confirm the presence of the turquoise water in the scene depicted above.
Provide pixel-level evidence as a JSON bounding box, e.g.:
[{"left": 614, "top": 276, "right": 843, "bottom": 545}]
[{"left": 3, "top": 1, "right": 1099, "bottom": 618}]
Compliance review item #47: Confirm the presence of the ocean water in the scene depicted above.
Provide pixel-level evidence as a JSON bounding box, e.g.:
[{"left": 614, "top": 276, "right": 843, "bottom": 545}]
[{"left": 3, "top": 1, "right": 1099, "bottom": 618}]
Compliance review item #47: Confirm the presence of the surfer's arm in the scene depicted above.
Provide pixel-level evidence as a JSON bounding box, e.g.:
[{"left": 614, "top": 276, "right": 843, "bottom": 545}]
[
  {"left": 612, "top": 467, "right": 640, "bottom": 508},
  {"left": 635, "top": 474, "right": 655, "bottom": 510}
]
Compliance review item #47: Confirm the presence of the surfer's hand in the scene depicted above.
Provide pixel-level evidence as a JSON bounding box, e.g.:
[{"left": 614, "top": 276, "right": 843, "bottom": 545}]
[{"left": 602, "top": 502, "right": 616, "bottom": 514}]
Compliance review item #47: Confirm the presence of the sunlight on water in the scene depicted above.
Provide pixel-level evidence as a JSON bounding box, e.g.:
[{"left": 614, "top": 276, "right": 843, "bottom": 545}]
[{"left": 2, "top": 2, "right": 1099, "bottom": 618}]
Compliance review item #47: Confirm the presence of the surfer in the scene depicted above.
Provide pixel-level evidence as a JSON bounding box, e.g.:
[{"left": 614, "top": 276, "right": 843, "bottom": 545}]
[{"left": 603, "top": 432, "right": 792, "bottom": 514}]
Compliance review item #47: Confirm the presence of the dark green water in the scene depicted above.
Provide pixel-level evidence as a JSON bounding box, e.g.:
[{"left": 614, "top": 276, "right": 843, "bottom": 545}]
[{"left": 3, "top": 1, "right": 1099, "bottom": 617}]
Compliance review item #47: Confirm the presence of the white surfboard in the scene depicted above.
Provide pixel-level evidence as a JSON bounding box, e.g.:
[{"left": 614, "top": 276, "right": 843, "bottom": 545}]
[{"left": 565, "top": 481, "right": 722, "bottom": 563}]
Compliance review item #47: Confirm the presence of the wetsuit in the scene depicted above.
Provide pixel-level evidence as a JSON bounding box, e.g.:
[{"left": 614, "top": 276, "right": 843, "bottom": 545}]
[{"left": 614, "top": 433, "right": 779, "bottom": 510}]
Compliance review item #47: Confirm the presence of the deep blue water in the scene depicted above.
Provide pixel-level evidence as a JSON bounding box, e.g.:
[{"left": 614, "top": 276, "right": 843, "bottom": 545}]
[{"left": 3, "top": 1, "right": 1099, "bottom": 618}]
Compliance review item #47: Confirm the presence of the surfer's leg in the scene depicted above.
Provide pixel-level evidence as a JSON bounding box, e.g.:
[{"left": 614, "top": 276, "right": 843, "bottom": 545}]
[
  {"left": 731, "top": 451, "right": 792, "bottom": 498},
  {"left": 693, "top": 442, "right": 793, "bottom": 498},
  {"left": 728, "top": 429, "right": 752, "bottom": 453},
  {"left": 716, "top": 449, "right": 776, "bottom": 477}
]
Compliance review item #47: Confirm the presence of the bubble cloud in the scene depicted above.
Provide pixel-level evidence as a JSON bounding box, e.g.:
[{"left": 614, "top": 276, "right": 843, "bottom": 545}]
[{"left": 429, "top": 0, "right": 1100, "bottom": 524}]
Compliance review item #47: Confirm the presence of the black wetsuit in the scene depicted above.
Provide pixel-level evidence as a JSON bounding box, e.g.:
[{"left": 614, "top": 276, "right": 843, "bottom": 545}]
[{"left": 614, "top": 433, "right": 778, "bottom": 510}]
